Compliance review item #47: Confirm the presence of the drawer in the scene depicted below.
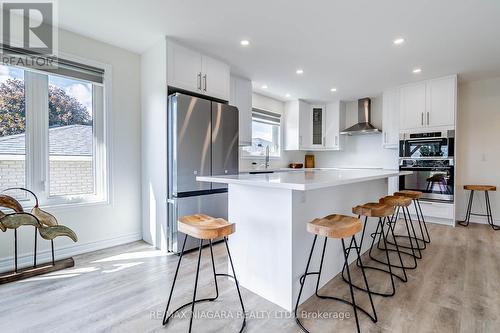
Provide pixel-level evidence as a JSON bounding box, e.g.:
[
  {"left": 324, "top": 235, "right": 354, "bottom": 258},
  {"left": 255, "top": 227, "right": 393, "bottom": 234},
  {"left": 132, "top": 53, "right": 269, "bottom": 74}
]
[{"left": 407, "top": 201, "right": 454, "bottom": 220}]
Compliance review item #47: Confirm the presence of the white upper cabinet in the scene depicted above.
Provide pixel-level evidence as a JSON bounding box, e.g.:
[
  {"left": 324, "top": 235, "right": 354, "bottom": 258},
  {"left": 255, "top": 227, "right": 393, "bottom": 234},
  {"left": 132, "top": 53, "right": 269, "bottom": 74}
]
[
  {"left": 284, "top": 100, "right": 343, "bottom": 151},
  {"left": 324, "top": 102, "right": 343, "bottom": 150},
  {"left": 167, "top": 42, "right": 202, "bottom": 93},
  {"left": 309, "top": 105, "right": 325, "bottom": 149},
  {"left": 167, "top": 40, "right": 230, "bottom": 101},
  {"left": 284, "top": 100, "right": 308, "bottom": 150},
  {"left": 400, "top": 82, "right": 426, "bottom": 130},
  {"left": 399, "top": 75, "right": 457, "bottom": 131},
  {"left": 229, "top": 76, "right": 252, "bottom": 146},
  {"left": 426, "top": 76, "right": 456, "bottom": 128},
  {"left": 201, "top": 55, "right": 230, "bottom": 100},
  {"left": 382, "top": 88, "right": 400, "bottom": 148}
]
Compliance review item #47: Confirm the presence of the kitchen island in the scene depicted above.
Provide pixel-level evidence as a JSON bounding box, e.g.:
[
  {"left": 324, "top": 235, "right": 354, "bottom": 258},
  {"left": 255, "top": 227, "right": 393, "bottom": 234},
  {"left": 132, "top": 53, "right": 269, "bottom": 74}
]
[{"left": 197, "top": 168, "right": 401, "bottom": 311}]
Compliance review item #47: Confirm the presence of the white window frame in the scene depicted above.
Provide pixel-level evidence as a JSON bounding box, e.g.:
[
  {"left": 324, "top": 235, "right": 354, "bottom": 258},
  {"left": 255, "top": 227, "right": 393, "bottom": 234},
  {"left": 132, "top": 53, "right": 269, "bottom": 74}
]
[
  {"left": 241, "top": 108, "right": 282, "bottom": 160},
  {"left": 3, "top": 53, "right": 112, "bottom": 209}
]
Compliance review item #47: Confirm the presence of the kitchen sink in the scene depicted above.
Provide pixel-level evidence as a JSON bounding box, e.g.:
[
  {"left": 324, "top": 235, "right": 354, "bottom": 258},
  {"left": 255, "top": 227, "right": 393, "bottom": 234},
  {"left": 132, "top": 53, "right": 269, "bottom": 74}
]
[{"left": 249, "top": 170, "right": 275, "bottom": 174}]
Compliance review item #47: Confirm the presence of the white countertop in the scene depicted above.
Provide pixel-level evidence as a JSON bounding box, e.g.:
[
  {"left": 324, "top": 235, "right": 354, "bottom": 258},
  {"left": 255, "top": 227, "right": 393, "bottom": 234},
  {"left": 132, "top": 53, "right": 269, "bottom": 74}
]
[{"left": 197, "top": 168, "right": 405, "bottom": 191}]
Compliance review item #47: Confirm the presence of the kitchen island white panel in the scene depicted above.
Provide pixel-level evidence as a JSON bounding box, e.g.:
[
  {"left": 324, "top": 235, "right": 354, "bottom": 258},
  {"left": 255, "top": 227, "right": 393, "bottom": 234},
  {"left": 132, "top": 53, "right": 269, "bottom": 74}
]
[{"left": 225, "top": 178, "right": 387, "bottom": 311}]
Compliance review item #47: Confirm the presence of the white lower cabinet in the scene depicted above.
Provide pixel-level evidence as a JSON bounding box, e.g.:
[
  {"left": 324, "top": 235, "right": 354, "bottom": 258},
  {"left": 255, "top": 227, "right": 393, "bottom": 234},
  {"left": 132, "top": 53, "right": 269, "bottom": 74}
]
[{"left": 229, "top": 76, "right": 252, "bottom": 146}]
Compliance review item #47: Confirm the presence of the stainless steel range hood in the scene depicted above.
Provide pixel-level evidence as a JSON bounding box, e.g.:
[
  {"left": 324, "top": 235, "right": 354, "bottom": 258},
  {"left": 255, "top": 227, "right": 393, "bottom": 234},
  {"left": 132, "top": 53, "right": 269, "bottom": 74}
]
[{"left": 340, "top": 97, "right": 381, "bottom": 135}]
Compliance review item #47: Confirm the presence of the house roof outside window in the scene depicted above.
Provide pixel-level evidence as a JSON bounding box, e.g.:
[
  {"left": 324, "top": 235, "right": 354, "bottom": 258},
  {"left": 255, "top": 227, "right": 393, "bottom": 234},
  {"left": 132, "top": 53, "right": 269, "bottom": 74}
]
[{"left": 0, "top": 125, "right": 92, "bottom": 156}]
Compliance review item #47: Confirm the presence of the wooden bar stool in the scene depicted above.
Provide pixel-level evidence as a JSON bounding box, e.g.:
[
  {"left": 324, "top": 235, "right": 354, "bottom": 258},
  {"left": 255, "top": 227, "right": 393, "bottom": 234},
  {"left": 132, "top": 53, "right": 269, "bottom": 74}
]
[
  {"left": 459, "top": 185, "right": 499, "bottom": 230},
  {"left": 394, "top": 190, "right": 430, "bottom": 246},
  {"left": 294, "top": 214, "right": 377, "bottom": 333},
  {"left": 162, "top": 214, "right": 246, "bottom": 332},
  {"left": 342, "top": 202, "right": 407, "bottom": 298},
  {"left": 378, "top": 196, "right": 422, "bottom": 268}
]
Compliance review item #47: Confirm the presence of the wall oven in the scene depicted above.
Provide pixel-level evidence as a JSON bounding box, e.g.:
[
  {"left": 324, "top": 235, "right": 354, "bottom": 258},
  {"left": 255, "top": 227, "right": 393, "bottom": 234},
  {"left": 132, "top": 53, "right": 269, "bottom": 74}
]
[
  {"left": 399, "top": 130, "right": 454, "bottom": 158},
  {"left": 399, "top": 130, "right": 455, "bottom": 202}
]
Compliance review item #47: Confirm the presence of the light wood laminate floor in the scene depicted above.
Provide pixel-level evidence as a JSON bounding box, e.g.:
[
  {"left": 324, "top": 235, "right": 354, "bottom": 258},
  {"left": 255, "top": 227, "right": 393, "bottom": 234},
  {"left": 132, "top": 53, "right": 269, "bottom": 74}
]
[{"left": 1, "top": 223, "right": 499, "bottom": 332}]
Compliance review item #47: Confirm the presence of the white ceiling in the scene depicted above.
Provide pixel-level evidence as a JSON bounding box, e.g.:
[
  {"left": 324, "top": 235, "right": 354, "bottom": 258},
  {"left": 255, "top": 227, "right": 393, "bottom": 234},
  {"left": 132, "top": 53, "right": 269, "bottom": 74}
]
[{"left": 58, "top": 0, "right": 500, "bottom": 102}]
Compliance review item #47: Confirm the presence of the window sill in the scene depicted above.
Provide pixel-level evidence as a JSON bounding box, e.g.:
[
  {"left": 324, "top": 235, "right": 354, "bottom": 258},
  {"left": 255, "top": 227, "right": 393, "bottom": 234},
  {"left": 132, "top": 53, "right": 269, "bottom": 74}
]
[{"left": 19, "top": 197, "right": 110, "bottom": 213}]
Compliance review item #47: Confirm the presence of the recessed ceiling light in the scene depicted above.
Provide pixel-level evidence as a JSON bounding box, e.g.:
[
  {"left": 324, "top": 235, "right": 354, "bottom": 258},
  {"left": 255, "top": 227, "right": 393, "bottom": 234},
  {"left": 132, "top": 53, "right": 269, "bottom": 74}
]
[
  {"left": 296, "top": 69, "right": 304, "bottom": 75},
  {"left": 412, "top": 68, "right": 422, "bottom": 74},
  {"left": 393, "top": 38, "right": 405, "bottom": 45},
  {"left": 261, "top": 85, "right": 268, "bottom": 89},
  {"left": 240, "top": 40, "right": 250, "bottom": 46},
  {"left": 330, "top": 88, "right": 337, "bottom": 92},
  {"left": 285, "top": 93, "right": 291, "bottom": 98}
]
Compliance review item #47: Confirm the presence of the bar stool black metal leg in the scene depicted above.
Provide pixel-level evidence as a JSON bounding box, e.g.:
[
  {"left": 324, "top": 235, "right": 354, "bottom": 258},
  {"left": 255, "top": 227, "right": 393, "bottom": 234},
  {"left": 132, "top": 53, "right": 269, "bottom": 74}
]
[
  {"left": 351, "top": 237, "right": 377, "bottom": 322},
  {"left": 315, "top": 237, "right": 328, "bottom": 297},
  {"left": 14, "top": 229, "right": 18, "bottom": 273},
  {"left": 459, "top": 190, "right": 474, "bottom": 227},
  {"left": 342, "top": 238, "right": 361, "bottom": 333},
  {"left": 223, "top": 237, "right": 247, "bottom": 333},
  {"left": 209, "top": 240, "right": 219, "bottom": 300},
  {"left": 402, "top": 208, "right": 420, "bottom": 265},
  {"left": 343, "top": 216, "right": 399, "bottom": 296},
  {"left": 412, "top": 200, "right": 427, "bottom": 250},
  {"left": 416, "top": 199, "right": 431, "bottom": 243},
  {"left": 34, "top": 227, "right": 37, "bottom": 268},
  {"left": 405, "top": 207, "right": 424, "bottom": 257},
  {"left": 163, "top": 235, "right": 188, "bottom": 325},
  {"left": 370, "top": 215, "right": 412, "bottom": 274},
  {"left": 485, "top": 191, "right": 500, "bottom": 230},
  {"left": 364, "top": 217, "right": 406, "bottom": 283},
  {"left": 188, "top": 239, "right": 204, "bottom": 332},
  {"left": 51, "top": 240, "right": 55, "bottom": 265},
  {"left": 294, "top": 235, "right": 318, "bottom": 333}
]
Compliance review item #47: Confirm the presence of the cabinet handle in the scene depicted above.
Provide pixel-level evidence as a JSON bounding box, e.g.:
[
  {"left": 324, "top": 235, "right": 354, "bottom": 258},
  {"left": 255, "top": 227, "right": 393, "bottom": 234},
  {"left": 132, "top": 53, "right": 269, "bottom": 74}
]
[
  {"left": 197, "top": 72, "right": 202, "bottom": 90},
  {"left": 203, "top": 74, "right": 207, "bottom": 92},
  {"left": 335, "top": 135, "right": 338, "bottom": 146},
  {"left": 421, "top": 112, "right": 424, "bottom": 126},
  {"left": 427, "top": 112, "right": 430, "bottom": 125},
  {"left": 384, "top": 132, "right": 387, "bottom": 143},
  {"left": 323, "top": 136, "right": 326, "bottom": 147}
]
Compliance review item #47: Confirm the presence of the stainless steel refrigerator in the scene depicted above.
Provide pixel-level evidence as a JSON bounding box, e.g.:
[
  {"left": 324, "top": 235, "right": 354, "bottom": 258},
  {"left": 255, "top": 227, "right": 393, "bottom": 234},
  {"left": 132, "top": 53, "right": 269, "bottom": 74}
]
[{"left": 167, "top": 93, "right": 239, "bottom": 253}]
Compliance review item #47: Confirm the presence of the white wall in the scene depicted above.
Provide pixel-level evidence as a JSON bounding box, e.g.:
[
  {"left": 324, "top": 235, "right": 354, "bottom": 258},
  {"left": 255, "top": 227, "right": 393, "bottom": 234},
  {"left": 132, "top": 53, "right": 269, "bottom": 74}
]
[
  {"left": 140, "top": 40, "right": 168, "bottom": 250},
  {"left": 240, "top": 93, "right": 304, "bottom": 170},
  {"left": 456, "top": 77, "right": 500, "bottom": 224},
  {"left": 0, "top": 28, "right": 142, "bottom": 271},
  {"left": 313, "top": 96, "right": 399, "bottom": 169}
]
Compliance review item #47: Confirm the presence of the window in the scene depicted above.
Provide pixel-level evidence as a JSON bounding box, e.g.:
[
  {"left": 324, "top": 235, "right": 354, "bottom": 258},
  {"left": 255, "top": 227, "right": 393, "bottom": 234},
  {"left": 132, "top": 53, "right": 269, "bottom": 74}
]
[
  {"left": 0, "top": 66, "right": 26, "bottom": 199},
  {"left": 242, "top": 108, "right": 281, "bottom": 158},
  {"left": 0, "top": 58, "right": 107, "bottom": 206}
]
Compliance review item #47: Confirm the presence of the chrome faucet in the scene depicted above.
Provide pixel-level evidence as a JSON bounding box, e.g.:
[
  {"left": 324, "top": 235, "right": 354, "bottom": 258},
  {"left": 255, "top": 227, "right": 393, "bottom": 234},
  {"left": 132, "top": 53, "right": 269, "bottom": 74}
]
[{"left": 265, "top": 145, "right": 270, "bottom": 169}]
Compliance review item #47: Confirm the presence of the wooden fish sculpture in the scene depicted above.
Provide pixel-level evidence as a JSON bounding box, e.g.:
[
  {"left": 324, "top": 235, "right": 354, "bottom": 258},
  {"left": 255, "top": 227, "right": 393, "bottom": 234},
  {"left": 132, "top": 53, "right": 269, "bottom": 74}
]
[
  {"left": 0, "top": 194, "right": 24, "bottom": 213},
  {"left": 0, "top": 213, "right": 40, "bottom": 229},
  {"left": 38, "top": 225, "right": 78, "bottom": 242}
]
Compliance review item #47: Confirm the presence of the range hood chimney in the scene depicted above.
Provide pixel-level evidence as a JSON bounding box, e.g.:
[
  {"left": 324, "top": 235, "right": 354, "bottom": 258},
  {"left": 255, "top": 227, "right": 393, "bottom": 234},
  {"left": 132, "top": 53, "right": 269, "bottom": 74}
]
[{"left": 340, "top": 97, "right": 381, "bottom": 135}]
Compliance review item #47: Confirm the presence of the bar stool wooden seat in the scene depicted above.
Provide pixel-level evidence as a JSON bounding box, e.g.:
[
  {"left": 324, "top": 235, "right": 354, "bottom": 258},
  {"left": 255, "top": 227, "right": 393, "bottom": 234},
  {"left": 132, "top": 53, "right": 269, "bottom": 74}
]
[
  {"left": 395, "top": 190, "right": 431, "bottom": 245},
  {"left": 342, "top": 202, "right": 407, "bottom": 298},
  {"left": 163, "top": 214, "right": 246, "bottom": 332},
  {"left": 295, "top": 214, "right": 377, "bottom": 333},
  {"left": 378, "top": 195, "right": 423, "bottom": 268},
  {"left": 459, "top": 185, "right": 499, "bottom": 230}
]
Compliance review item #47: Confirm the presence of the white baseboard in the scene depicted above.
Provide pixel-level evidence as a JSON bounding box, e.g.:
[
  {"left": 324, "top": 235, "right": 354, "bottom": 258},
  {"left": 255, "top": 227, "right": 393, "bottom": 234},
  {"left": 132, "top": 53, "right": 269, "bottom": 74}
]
[{"left": 0, "top": 232, "right": 142, "bottom": 273}]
